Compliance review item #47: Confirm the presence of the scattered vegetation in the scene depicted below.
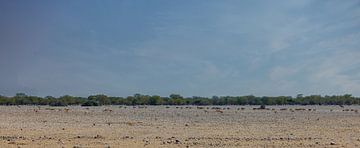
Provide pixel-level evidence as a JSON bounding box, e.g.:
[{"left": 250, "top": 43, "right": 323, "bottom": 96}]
[{"left": 0, "top": 93, "right": 359, "bottom": 106}]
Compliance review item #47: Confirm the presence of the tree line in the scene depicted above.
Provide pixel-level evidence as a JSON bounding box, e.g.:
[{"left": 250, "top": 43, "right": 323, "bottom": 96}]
[{"left": 0, "top": 93, "right": 359, "bottom": 106}]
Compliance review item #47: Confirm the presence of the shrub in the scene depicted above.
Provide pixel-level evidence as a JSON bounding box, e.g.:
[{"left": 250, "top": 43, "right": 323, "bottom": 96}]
[
  {"left": 260, "top": 105, "right": 266, "bottom": 109},
  {"left": 81, "top": 100, "right": 100, "bottom": 106},
  {"left": 49, "top": 101, "right": 67, "bottom": 106}
]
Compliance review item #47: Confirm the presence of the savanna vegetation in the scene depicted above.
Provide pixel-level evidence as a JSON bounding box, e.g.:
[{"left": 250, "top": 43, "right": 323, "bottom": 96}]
[{"left": 0, "top": 93, "right": 359, "bottom": 106}]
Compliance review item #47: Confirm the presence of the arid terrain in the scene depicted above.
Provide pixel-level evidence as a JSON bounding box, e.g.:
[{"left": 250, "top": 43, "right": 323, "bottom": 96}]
[{"left": 0, "top": 105, "right": 359, "bottom": 148}]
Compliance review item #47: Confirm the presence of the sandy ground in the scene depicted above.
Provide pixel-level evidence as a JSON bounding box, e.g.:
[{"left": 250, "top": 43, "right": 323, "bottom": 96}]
[{"left": 0, "top": 105, "right": 359, "bottom": 148}]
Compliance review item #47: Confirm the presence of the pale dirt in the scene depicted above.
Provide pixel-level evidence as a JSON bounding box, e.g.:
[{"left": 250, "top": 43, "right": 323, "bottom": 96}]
[{"left": 0, "top": 105, "right": 359, "bottom": 148}]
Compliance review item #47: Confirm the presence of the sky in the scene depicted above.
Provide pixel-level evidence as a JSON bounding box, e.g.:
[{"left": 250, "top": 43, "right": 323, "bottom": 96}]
[{"left": 0, "top": 0, "right": 360, "bottom": 97}]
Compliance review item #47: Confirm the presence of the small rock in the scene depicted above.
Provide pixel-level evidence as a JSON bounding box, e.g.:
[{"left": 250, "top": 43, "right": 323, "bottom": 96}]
[
  {"left": 330, "top": 141, "right": 336, "bottom": 145},
  {"left": 175, "top": 139, "right": 181, "bottom": 144},
  {"left": 94, "top": 135, "right": 103, "bottom": 139}
]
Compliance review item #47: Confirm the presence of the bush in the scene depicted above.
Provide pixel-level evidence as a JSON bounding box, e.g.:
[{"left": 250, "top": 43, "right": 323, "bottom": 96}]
[
  {"left": 49, "top": 101, "right": 67, "bottom": 106},
  {"left": 81, "top": 100, "right": 100, "bottom": 106},
  {"left": 260, "top": 105, "right": 266, "bottom": 109}
]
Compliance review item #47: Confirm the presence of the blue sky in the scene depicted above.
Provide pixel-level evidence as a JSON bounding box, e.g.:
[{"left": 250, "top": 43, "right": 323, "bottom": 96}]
[{"left": 0, "top": 0, "right": 360, "bottom": 97}]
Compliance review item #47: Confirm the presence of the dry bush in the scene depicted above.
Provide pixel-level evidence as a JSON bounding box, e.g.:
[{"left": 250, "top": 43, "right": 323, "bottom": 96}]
[
  {"left": 103, "top": 109, "right": 113, "bottom": 112},
  {"left": 212, "top": 107, "right": 221, "bottom": 110},
  {"left": 126, "top": 122, "right": 135, "bottom": 126},
  {"left": 215, "top": 109, "right": 223, "bottom": 113},
  {"left": 260, "top": 105, "right": 266, "bottom": 109},
  {"left": 295, "top": 108, "right": 306, "bottom": 111}
]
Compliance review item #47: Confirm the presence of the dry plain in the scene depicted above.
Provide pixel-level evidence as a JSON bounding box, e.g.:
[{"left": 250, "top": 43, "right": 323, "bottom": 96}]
[{"left": 0, "top": 105, "right": 360, "bottom": 148}]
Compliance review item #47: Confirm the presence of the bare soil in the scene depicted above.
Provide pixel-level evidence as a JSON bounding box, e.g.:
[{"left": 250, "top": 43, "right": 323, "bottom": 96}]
[{"left": 0, "top": 105, "right": 359, "bottom": 148}]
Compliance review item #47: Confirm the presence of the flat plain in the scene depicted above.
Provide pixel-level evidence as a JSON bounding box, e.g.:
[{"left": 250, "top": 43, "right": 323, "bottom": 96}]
[{"left": 0, "top": 105, "right": 359, "bottom": 148}]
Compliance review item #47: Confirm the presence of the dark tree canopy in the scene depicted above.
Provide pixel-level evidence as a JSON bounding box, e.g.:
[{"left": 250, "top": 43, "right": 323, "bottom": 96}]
[{"left": 0, "top": 93, "right": 359, "bottom": 106}]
